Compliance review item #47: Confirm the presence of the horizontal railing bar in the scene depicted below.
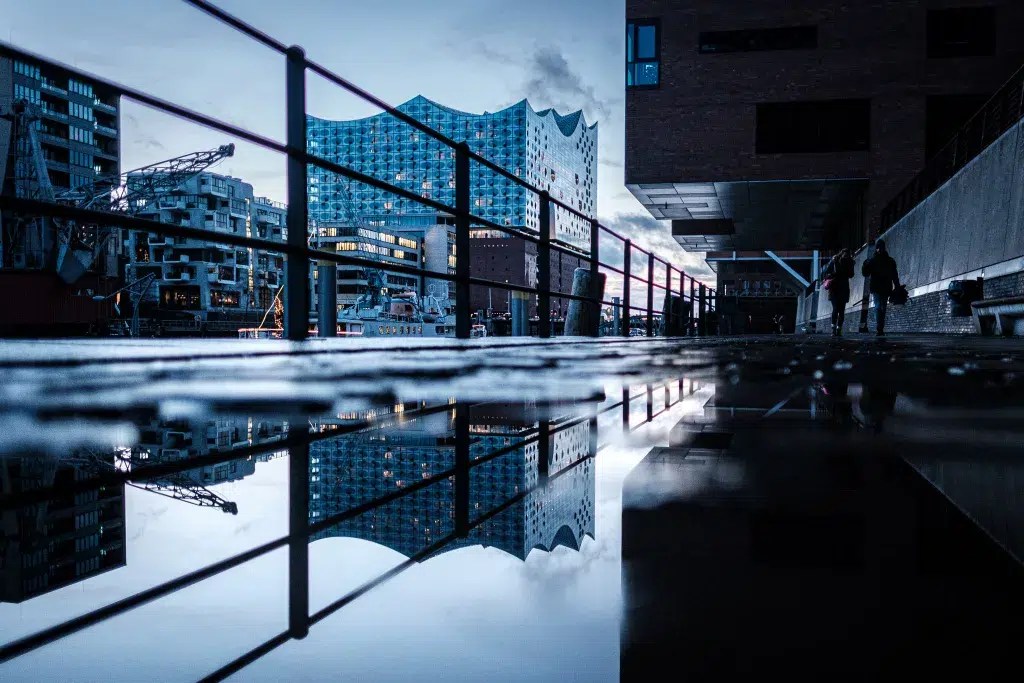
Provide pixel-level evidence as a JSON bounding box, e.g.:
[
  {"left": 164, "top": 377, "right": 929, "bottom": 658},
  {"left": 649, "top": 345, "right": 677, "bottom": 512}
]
[
  {"left": 0, "top": 42, "right": 288, "bottom": 157},
  {"left": 0, "top": 534, "right": 290, "bottom": 663},
  {"left": 199, "top": 630, "right": 292, "bottom": 683},
  {"left": 182, "top": 0, "right": 289, "bottom": 54}
]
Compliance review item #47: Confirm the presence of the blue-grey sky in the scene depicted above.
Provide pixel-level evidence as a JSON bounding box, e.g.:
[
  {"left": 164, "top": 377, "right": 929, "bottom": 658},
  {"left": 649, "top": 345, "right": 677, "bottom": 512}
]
[{"left": 2, "top": 0, "right": 711, "bottom": 282}]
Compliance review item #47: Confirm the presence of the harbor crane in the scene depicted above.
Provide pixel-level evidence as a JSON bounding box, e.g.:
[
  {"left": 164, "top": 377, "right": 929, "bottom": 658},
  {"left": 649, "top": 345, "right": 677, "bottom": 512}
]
[{"left": 1, "top": 97, "right": 235, "bottom": 282}]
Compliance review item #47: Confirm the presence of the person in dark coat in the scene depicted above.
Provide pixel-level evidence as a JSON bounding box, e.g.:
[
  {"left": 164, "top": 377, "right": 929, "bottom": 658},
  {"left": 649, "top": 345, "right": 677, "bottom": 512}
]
[
  {"left": 862, "top": 239, "right": 900, "bottom": 336},
  {"left": 822, "top": 248, "right": 855, "bottom": 336}
]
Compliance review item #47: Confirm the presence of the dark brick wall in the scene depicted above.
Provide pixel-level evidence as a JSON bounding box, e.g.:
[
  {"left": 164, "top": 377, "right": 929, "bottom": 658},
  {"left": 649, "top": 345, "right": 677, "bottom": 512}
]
[
  {"left": 810, "top": 271, "right": 1024, "bottom": 334},
  {"left": 626, "top": 0, "right": 1024, "bottom": 238}
]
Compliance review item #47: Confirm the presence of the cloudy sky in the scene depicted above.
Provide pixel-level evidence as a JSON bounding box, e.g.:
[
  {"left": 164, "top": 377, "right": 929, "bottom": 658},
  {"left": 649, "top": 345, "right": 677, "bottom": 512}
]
[{"left": 1, "top": 0, "right": 713, "bottom": 284}]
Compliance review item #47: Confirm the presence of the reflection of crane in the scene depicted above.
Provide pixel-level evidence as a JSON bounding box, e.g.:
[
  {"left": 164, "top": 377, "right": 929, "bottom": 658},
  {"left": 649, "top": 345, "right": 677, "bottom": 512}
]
[{"left": 68, "top": 448, "right": 239, "bottom": 515}]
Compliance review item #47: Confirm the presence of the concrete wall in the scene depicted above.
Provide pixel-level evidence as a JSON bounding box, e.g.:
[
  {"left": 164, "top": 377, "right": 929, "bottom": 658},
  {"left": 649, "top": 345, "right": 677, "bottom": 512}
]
[{"left": 800, "top": 113, "right": 1024, "bottom": 333}]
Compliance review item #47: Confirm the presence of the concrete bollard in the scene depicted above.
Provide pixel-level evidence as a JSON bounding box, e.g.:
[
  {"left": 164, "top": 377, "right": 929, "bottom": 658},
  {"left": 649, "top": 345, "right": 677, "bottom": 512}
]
[
  {"left": 511, "top": 290, "right": 530, "bottom": 336},
  {"left": 317, "top": 262, "right": 337, "bottom": 337},
  {"left": 564, "top": 268, "right": 607, "bottom": 336}
]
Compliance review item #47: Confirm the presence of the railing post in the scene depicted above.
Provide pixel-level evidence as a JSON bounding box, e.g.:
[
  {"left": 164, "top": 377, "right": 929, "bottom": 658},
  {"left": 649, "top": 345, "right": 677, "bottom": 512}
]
[
  {"left": 316, "top": 262, "right": 336, "bottom": 337},
  {"left": 689, "top": 277, "right": 695, "bottom": 336},
  {"left": 646, "top": 253, "right": 654, "bottom": 337},
  {"left": 288, "top": 438, "right": 310, "bottom": 639},
  {"left": 646, "top": 383, "right": 654, "bottom": 422},
  {"left": 698, "top": 282, "right": 707, "bottom": 336},
  {"left": 284, "top": 45, "right": 309, "bottom": 342},
  {"left": 622, "top": 386, "right": 630, "bottom": 433},
  {"left": 455, "top": 144, "right": 471, "bottom": 339},
  {"left": 538, "top": 418, "right": 551, "bottom": 479},
  {"left": 621, "top": 240, "right": 631, "bottom": 337},
  {"left": 677, "top": 269, "right": 686, "bottom": 337},
  {"left": 455, "top": 403, "right": 470, "bottom": 537},
  {"left": 665, "top": 263, "right": 672, "bottom": 335},
  {"left": 589, "top": 218, "right": 601, "bottom": 337},
  {"left": 538, "top": 191, "right": 552, "bottom": 339}
]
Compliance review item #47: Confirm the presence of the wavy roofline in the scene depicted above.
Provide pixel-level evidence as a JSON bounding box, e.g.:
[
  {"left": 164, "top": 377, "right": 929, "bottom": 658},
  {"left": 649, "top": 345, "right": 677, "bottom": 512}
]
[{"left": 308, "top": 94, "right": 597, "bottom": 138}]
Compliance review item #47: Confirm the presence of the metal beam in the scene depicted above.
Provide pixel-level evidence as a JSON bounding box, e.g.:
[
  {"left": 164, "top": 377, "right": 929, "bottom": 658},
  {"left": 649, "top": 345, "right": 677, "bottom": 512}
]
[{"left": 764, "top": 250, "right": 810, "bottom": 289}]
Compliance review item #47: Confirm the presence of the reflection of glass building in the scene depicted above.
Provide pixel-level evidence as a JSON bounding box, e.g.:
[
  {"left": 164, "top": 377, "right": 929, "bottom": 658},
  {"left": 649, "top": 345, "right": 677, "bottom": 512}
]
[
  {"left": 0, "top": 458, "right": 126, "bottom": 603},
  {"left": 310, "top": 405, "right": 595, "bottom": 560}
]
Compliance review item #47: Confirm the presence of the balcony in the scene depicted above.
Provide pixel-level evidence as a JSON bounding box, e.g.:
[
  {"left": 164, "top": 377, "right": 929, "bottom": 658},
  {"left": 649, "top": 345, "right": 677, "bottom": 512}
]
[
  {"left": 39, "top": 132, "right": 66, "bottom": 146},
  {"left": 161, "top": 253, "right": 190, "bottom": 264},
  {"left": 94, "top": 123, "right": 118, "bottom": 138},
  {"left": 41, "top": 108, "right": 69, "bottom": 123},
  {"left": 93, "top": 98, "right": 117, "bottom": 114},
  {"left": 163, "top": 270, "right": 191, "bottom": 282},
  {"left": 40, "top": 81, "right": 68, "bottom": 96},
  {"left": 45, "top": 158, "right": 70, "bottom": 173}
]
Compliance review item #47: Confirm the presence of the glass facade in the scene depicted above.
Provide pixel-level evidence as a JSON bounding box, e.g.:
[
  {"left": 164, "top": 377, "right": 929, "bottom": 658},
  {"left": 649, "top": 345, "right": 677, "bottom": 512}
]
[{"left": 306, "top": 96, "right": 598, "bottom": 249}]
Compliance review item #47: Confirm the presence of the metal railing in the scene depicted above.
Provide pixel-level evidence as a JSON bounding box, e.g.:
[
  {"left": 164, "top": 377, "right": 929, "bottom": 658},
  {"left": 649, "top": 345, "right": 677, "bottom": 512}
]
[
  {"left": 0, "top": 375, "right": 702, "bottom": 679},
  {"left": 0, "top": 0, "right": 714, "bottom": 341},
  {"left": 879, "top": 62, "right": 1024, "bottom": 232}
]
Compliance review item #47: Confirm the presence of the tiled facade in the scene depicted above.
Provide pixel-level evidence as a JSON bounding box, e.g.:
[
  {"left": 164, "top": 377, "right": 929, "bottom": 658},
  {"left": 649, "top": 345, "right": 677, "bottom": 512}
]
[{"left": 306, "top": 96, "right": 598, "bottom": 249}]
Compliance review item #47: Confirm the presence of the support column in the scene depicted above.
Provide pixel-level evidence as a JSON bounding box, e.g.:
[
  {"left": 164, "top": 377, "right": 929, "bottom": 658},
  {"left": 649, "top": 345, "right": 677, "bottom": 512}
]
[
  {"left": 316, "top": 262, "right": 336, "bottom": 337},
  {"left": 455, "top": 144, "right": 471, "bottom": 339},
  {"left": 538, "top": 192, "right": 552, "bottom": 339},
  {"left": 621, "top": 240, "right": 632, "bottom": 337},
  {"left": 284, "top": 46, "right": 309, "bottom": 342}
]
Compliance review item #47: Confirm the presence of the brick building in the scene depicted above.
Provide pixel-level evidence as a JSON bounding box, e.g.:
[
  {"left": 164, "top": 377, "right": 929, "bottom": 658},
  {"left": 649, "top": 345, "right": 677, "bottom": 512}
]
[{"left": 625, "top": 1, "right": 1024, "bottom": 330}]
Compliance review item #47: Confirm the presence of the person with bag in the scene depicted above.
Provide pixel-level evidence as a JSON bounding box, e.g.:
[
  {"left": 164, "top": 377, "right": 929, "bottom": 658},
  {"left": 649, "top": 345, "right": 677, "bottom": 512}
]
[
  {"left": 861, "top": 239, "right": 901, "bottom": 337},
  {"left": 821, "top": 248, "right": 855, "bottom": 336}
]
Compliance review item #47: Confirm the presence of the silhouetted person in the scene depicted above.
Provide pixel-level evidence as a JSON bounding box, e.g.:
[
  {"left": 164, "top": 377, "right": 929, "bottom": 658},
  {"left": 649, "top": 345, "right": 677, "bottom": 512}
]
[
  {"left": 861, "top": 239, "right": 900, "bottom": 337},
  {"left": 859, "top": 383, "right": 898, "bottom": 434},
  {"left": 823, "top": 248, "right": 855, "bottom": 337}
]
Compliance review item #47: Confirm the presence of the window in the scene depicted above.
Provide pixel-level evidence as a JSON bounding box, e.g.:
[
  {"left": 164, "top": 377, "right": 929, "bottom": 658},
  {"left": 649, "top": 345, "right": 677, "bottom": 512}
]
[
  {"left": 927, "top": 7, "right": 996, "bottom": 58},
  {"left": 626, "top": 19, "right": 660, "bottom": 87},
  {"left": 699, "top": 26, "right": 817, "bottom": 54},
  {"left": 756, "top": 99, "right": 870, "bottom": 154}
]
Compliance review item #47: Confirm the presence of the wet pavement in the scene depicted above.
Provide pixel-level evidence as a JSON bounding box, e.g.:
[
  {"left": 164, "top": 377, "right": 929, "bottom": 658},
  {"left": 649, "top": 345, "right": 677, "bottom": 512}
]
[{"left": 1, "top": 334, "right": 1022, "bottom": 681}]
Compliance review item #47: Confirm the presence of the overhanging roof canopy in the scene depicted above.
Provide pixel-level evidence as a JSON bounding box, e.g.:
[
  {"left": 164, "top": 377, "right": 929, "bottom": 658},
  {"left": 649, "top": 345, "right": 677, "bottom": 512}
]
[{"left": 629, "top": 179, "right": 867, "bottom": 252}]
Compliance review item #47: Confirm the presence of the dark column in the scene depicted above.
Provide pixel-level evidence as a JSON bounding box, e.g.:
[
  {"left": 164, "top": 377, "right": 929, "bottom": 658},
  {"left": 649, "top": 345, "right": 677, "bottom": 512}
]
[
  {"left": 288, "top": 438, "right": 310, "bottom": 638},
  {"left": 621, "top": 240, "right": 632, "bottom": 337},
  {"left": 538, "top": 192, "right": 552, "bottom": 339},
  {"left": 316, "top": 263, "right": 336, "bottom": 337},
  {"left": 646, "top": 253, "right": 654, "bottom": 337},
  {"left": 455, "top": 404, "right": 470, "bottom": 536},
  {"left": 455, "top": 144, "right": 471, "bottom": 339},
  {"left": 589, "top": 218, "right": 601, "bottom": 337},
  {"left": 284, "top": 46, "right": 309, "bottom": 342}
]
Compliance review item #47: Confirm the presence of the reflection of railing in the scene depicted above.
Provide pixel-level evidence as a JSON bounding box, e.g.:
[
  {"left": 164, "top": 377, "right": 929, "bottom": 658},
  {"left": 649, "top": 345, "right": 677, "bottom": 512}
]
[
  {"left": 879, "top": 63, "right": 1024, "bottom": 233},
  {"left": 0, "top": 1, "right": 716, "bottom": 341},
  {"left": 0, "top": 378, "right": 699, "bottom": 676}
]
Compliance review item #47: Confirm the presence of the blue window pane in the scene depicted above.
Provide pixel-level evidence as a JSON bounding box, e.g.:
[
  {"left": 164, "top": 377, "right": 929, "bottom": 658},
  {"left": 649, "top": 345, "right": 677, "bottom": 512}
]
[
  {"left": 627, "top": 24, "right": 635, "bottom": 62},
  {"left": 636, "top": 62, "right": 659, "bottom": 86},
  {"left": 637, "top": 25, "right": 657, "bottom": 59}
]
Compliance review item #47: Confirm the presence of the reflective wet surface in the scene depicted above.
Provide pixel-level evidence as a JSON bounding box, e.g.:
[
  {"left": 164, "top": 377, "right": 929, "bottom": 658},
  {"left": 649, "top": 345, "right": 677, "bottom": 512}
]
[{"left": 1, "top": 335, "right": 1023, "bottom": 681}]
